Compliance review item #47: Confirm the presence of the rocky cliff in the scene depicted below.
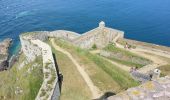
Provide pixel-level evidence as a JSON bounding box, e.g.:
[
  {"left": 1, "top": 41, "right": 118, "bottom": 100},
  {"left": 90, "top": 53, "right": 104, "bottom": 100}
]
[{"left": 0, "top": 38, "right": 12, "bottom": 71}]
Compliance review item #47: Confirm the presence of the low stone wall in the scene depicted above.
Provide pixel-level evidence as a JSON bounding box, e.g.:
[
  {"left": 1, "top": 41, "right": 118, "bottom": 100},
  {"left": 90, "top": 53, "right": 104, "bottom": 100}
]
[
  {"left": 49, "top": 30, "right": 80, "bottom": 41},
  {"left": 108, "top": 76, "right": 170, "bottom": 100}
]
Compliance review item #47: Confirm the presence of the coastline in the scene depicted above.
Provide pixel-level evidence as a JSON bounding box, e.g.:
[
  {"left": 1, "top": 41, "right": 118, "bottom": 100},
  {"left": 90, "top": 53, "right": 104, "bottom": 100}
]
[
  {"left": 7, "top": 31, "right": 170, "bottom": 57},
  {"left": 1, "top": 21, "right": 170, "bottom": 99},
  {"left": 0, "top": 38, "right": 12, "bottom": 71}
]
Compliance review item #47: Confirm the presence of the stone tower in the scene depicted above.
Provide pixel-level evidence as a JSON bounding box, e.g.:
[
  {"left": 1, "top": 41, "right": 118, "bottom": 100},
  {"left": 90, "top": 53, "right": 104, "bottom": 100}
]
[
  {"left": 152, "top": 69, "right": 161, "bottom": 80},
  {"left": 99, "top": 21, "right": 105, "bottom": 29}
]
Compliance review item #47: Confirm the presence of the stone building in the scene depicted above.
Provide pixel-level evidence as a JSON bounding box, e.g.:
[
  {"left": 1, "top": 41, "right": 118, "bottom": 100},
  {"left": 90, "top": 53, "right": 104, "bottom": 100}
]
[{"left": 73, "top": 21, "right": 124, "bottom": 49}]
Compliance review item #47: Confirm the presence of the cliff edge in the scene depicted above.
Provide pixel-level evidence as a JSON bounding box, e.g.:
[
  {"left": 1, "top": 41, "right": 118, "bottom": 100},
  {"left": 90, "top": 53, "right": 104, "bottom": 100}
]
[{"left": 0, "top": 38, "right": 12, "bottom": 71}]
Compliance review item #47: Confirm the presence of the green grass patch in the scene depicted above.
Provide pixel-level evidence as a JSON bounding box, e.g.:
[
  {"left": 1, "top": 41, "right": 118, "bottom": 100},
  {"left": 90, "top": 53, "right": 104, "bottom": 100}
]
[
  {"left": 108, "top": 57, "right": 143, "bottom": 68},
  {"left": 158, "top": 65, "right": 170, "bottom": 77},
  {"left": 103, "top": 43, "right": 151, "bottom": 68},
  {"left": 0, "top": 54, "right": 7, "bottom": 60},
  {"left": 40, "top": 89, "right": 46, "bottom": 97},
  {"left": 48, "top": 38, "right": 139, "bottom": 93},
  {"left": 47, "top": 40, "right": 91, "bottom": 100},
  {"left": 0, "top": 54, "right": 43, "bottom": 100},
  {"left": 77, "top": 47, "right": 139, "bottom": 89},
  {"left": 47, "top": 68, "right": 56, "bottom": 85},
  {"left": 92, "top": 44, "right": 97, "bottom": 49}
]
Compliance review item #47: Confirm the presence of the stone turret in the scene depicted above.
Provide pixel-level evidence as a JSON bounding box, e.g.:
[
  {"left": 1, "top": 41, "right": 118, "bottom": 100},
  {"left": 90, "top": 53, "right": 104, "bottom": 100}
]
[
  {"left": 152, "top": 69, "right": 161, "bottom": 80},
  {"left": 99, "top": 21, "right": 105, "bottom": 29}
]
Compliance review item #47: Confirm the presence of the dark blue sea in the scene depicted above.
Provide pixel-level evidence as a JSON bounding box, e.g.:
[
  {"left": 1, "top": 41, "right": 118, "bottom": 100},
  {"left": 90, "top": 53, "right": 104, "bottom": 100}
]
[{"left": 0, "top": 0, "right": 170, "bottom": 55}]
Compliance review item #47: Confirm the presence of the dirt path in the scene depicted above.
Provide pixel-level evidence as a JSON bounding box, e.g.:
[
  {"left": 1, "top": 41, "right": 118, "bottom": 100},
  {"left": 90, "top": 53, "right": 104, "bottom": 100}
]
[
  {"left": 90, "top": 50, "right": 130, "bottom": 72},
  {"left": 116, "top": 43, "right": 168, "bottom": 73},
  {"left": 90, "top": 42, "right": 168, "bottom": 73},
  {"left": 50, "top": 38, "right": 101, "bottom": 99},
  {"left": 102, "top": 57, "right": 131, "bottom": 72}
]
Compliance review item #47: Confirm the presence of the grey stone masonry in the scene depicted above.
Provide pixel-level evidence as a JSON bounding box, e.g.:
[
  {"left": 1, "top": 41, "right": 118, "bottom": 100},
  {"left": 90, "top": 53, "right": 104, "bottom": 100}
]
[
  {"left": 108, "top": 76, "right": 170, "bottom": 100},
  {"left": 19, "top": 21, "right": 125, "bottom": 100},
  {"left": 73, "top": 21, "right": 124, "bottom": 49}
]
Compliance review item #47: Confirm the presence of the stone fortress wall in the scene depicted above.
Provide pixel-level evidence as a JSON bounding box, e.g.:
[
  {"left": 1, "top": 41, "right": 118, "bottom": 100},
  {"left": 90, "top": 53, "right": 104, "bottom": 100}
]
[
  {"left": 19, "top": 21, "right": 170, "bottom": 100},
  {"left": 19, "top": 21, "right": 125, "bottom": 100},
  {"left": 20, "top": 22, "right": 169, "bottom": 100},
  {"left": 20, "top": 30, "right": 80, "bottom": 62},
  {"left": 73, "top": 21, "right": 124, "bottom": 48},
  {"left": 20, "top": 21, "right": 124, "bottom": 62},
  {"left": 19, "top": 29, "right": 81, "bottom": 100},
  {"left": 30, "top": 39, "right": 60, "bottom": 100}
]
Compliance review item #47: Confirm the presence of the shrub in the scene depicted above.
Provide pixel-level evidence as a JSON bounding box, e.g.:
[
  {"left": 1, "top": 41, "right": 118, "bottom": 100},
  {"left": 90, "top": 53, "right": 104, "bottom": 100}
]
[{"left": 92, "top": 44, "right": 97, "bottom": 49}]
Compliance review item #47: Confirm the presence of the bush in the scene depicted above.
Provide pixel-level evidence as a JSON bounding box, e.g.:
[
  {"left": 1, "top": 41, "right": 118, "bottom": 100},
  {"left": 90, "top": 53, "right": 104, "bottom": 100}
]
[{"left": 92, "top": 44, "right": 97, "bottom": 49}]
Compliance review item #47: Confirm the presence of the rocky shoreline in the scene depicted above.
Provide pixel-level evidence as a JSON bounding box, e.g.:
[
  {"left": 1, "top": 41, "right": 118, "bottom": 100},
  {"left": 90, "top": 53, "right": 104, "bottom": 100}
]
[{"left": 0, "top": 38, "right": 12, "bottom": 71}]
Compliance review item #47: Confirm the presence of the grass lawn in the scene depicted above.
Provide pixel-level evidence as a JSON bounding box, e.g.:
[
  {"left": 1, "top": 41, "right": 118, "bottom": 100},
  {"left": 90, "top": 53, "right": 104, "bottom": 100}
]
[
  {"left": 158, "top": 65, "right": 170, "bottom": 77},
  {"left": 103, "top": 43, "right": 151, "bottom": 68},
  {"left": 49, "top": 38, "right": 139, "bottom": 93},
  {"left": 0, "top": 54, "right": 7, "bottom": 60},
  {"left": 49, "top": 44, "right": 91, "bottom": 100},
  {"left": 0, "top": 54, "right": 43, "bottom": 100},
  {"left": 142, "top": 52, "right": 170, "bottom": 77}
]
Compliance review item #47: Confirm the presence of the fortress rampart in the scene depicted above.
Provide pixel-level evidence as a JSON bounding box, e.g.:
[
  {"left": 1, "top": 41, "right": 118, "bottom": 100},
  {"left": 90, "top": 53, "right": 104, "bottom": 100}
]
[
  {"left": 20, "top": 22, "right": 170, "bottom": 100},
  {"left": 19, "top": 21, "right": 126, "bottom": 99},
  {"left": 20, "top": 21, "right": 124, "bottom": 62},
  {"left": 73, "top": 21, "right": 124, "bottom": 48},
  {"left": 19, "top": 21, "right": 125, "bottom": 100},
  {"left": 20, "top": 30, "right": 80, "bottom": 62},
  {"left": 31, "top": 40, "right": 60, "bottom": 100},
  {"left": 19, "top": 31, "right": 80, "bottom": 100}
]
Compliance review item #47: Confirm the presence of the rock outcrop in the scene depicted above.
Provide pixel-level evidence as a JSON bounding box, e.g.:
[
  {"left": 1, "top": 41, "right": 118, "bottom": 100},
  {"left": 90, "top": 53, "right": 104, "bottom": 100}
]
[{"left": 0, "top": 38, "right": 12, "bottom": 71}]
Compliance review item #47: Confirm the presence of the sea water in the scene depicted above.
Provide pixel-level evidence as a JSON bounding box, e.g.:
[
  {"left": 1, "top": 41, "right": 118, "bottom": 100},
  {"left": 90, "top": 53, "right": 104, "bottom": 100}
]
[{"left": 0, "top": 0, "right": 170, "bottom": 55}]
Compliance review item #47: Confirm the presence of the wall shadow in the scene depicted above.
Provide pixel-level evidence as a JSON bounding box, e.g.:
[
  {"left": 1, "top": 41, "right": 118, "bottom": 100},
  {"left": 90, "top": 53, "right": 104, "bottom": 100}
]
[
  {"left": 52, "top": 53, "right": 63, "bottom": 92},
  {"left": 93, "top": 91, "right": 116, "bottom": 100}
]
